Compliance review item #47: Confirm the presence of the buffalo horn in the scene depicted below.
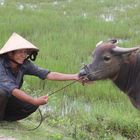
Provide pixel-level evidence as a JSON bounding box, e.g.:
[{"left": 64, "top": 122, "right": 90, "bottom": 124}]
[{"left": 112, "top": 46, "right": 139, "bottom": 53}]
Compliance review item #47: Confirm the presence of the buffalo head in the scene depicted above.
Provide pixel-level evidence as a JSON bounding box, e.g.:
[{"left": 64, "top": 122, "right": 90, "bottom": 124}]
[{"left": 79, "top": 39, "right": 139, "bottom": 81}]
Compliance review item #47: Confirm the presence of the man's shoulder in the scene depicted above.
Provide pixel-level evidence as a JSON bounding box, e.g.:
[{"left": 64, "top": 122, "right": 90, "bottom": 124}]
[
  {"left": 0, "top": 57, "right": 7, "bottom": 71},
  {"left": 0, "top": 56, "right": 5, "bottom": 64}
]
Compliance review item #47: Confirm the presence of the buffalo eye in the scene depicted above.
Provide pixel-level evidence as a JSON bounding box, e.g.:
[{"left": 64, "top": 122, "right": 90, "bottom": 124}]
[{"left": 103, "top": 55, "right": 111, "bottom": 62}]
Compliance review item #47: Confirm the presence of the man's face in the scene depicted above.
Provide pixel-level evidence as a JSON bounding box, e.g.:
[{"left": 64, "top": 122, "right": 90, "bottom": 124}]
[{"left": 8, "top": 49, "right": 29, "bottom": 64}]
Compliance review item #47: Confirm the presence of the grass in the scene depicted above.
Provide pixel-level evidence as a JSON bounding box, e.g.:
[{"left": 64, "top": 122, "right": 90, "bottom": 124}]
[{"left": 1, "top": 0, "right": 140, "bottom": 139}]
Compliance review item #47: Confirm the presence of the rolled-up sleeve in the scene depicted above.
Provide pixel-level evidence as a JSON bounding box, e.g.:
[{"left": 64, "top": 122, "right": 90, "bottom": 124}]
[{"left": 24, "top": 61, "right": 50, "bottom": 79}]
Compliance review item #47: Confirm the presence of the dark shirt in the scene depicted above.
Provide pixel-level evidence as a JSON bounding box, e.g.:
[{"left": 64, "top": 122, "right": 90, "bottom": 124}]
[{"left": 0, "top": 57, "right": 50, "bottom": 96}]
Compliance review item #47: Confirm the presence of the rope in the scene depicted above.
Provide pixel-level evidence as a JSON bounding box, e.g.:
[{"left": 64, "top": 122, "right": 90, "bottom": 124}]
[
  {"left": 27, "top": 108, "right": 43, "bottom": 131},
  {"left": 48, "top": 80, "right": 78, "bottom": 96}
]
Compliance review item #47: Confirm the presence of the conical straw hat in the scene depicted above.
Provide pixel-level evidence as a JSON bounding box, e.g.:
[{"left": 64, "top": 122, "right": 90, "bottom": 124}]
[{"left": 0, "top": 32, "right": 39, "bottom": 55}]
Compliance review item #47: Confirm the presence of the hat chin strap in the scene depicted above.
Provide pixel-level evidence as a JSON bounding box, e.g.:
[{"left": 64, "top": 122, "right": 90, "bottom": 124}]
[{"left": 26, "top": 52, "right": 38, "bottom": 61}]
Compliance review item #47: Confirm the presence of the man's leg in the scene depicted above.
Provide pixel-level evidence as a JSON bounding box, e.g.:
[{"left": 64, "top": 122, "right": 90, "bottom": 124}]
[
  {"left": 4, "top": 95, "right": 38, "bottom": 121},
  {"left": 0, "top": 89, "right": 8, "bottom": 121}
]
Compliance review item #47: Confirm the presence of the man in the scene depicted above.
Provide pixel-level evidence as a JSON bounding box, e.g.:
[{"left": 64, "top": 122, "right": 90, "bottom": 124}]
[{"left": 0, "top": 32, "right": 80, "bottom": 121}]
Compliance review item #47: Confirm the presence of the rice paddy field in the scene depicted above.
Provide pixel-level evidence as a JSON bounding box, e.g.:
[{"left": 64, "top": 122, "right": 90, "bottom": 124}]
[{"left": 1, "top": 0, "right": 140, "bottom": 139}]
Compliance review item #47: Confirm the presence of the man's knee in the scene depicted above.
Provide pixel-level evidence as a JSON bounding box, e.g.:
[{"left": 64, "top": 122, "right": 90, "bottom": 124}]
[
  {"left": 0, "top": 89, "right": 8, "bottom": 120},
  {"left": 23, "top": 104, "right": 38, "bottom": 114},
  {"left": 0, "top": 89, "right": 8, "bottom": 104},
  {"left": 0, "top": 89, "right": 8, "bottom": 98}
]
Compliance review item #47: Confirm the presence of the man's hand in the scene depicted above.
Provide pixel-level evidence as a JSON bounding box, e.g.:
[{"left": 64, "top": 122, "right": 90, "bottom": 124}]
[{"left": 34, "top": 95, "right": 48, "bottom": 106}]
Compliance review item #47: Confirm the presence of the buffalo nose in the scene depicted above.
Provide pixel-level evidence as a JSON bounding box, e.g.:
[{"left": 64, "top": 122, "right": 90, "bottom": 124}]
[{"left": 79, "top": 69, "right": 87, "bottom": 77}]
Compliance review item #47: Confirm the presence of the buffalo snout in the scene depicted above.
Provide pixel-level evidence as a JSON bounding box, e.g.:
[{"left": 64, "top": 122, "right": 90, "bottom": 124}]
[{"left": 79, "top": 64, "right": 96, "bottom": 81}]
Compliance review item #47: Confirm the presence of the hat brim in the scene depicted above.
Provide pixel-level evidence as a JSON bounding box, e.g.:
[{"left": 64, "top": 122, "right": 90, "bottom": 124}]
[{"left": 0, "top": 32, "right": 39, "bottom": 55}]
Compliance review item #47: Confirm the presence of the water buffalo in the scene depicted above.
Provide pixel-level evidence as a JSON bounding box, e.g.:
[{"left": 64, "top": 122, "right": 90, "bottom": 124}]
[{"left": 79, "top": 39, "right": 140, "bottom": 110}]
